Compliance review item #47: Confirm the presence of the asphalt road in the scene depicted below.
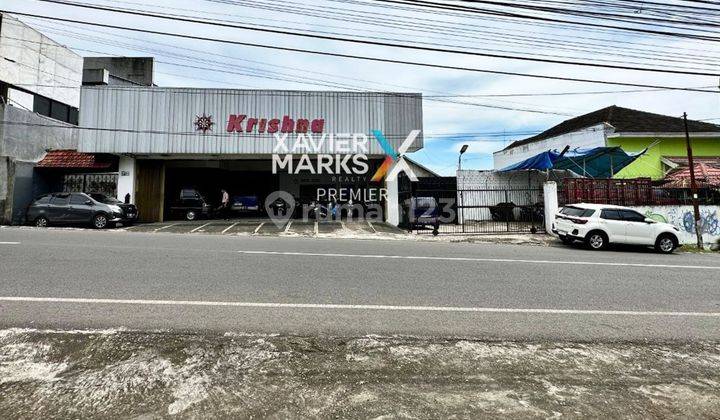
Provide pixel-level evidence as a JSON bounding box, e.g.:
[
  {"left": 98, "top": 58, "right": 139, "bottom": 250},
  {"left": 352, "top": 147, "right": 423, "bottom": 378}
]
[{"left": 1, "top": 227, "right": 719, "bottom": 341}]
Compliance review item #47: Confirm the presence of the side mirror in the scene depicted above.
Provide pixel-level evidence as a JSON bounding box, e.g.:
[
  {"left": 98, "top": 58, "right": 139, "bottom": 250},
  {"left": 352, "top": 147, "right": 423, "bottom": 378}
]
[
  {"left": 85, "top": 200, "right": 94, "bottom": 206},
  {"left": 644, "top": 218, "right": 655, "bottom": 224}
]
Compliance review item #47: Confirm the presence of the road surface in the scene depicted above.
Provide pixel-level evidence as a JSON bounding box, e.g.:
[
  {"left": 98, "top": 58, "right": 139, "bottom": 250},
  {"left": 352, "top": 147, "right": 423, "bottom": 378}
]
[{"left": 1, "top": 227, "right": 718, "bottom": 341}]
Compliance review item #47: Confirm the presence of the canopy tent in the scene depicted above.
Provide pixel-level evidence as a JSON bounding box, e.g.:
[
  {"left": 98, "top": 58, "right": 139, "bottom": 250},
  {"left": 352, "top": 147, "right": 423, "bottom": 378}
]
[{"left": 498, "top": 146, "right": 646, "bottom": 178}]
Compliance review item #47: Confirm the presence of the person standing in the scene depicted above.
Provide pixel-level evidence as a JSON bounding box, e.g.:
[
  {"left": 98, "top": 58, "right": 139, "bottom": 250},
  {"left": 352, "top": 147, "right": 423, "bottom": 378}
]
[{"left": 220, "top": 189, "right": 230, "bottom": 220}]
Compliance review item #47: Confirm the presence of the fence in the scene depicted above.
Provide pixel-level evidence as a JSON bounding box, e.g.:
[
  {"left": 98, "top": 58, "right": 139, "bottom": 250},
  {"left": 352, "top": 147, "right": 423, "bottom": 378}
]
[
  {"left": 63, "top": 173, "right": 118, "bottom": 197},
  {"left": 402, "top": 187, "right": 545, "bottom": 234},
  {"left": 561, "top": 178, "right": 720, "bottom": 206}
]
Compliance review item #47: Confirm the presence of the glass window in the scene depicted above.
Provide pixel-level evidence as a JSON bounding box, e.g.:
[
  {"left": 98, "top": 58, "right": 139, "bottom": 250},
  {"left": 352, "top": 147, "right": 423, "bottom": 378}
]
[
  {"left": 561, "top": 207, "right": 595, "bottom": 217},
  {"left": 68, "top": 108, "right": 79, "bottom": 125},
  {"left": 34, "top": 195, "right": 51, "bottom": 205},
  {"left": 33, "top": 95, "right": 51, "bottom": 116},
  {"left": 620, "top": 210, "right": 646, "bottom": 222},
  {"left": 69, "top": 194, "right": 88, "bottom": 205},
  {"left": 600, "top": 209, "right": 622, "bottom": 220},
  {"left": 50, "top": 101, "right": 69, "bottom": 122},
  {"left": 50, "top": 195, "right": 69, "bottom": 206}
]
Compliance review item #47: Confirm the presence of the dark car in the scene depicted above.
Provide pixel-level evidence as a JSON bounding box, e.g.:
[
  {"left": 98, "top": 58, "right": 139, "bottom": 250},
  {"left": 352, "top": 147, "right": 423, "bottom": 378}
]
[
  {"left": 26, "top": 192, "right": 137, "bottom": 229},
  {"left": 168, "top": 188, "right": 212, "bottom": 221}
]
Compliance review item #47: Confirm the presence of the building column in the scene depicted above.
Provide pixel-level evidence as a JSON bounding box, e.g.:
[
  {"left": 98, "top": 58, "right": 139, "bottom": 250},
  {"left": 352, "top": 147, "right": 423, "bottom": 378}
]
[
  {"left": 385, "top": 177, "right": 400, "bottom": 226},
  {"left": 543, "top": 181, "right": 559, "bottom": 235},
  {"left": 117, "top": 156, "right": 136, "bottom": 203}
]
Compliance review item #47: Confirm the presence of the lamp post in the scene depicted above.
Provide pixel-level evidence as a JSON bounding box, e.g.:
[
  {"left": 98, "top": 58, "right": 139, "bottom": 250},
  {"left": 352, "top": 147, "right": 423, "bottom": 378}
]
[
  {"left": 458, "top": 145, "right": 469, "bottom": 232},
  {"left": 458, "top": 144, "right": 469, "bottom": 171}
]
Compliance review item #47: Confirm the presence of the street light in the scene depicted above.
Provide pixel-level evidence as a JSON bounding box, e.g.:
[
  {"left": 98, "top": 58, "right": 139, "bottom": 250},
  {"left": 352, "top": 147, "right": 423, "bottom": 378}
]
[
  {"left": 458, "top": 144, "right": 469, "bottom": 232},
  {"left": 458, "top": 144, "right": 469, "bottom": 171}
]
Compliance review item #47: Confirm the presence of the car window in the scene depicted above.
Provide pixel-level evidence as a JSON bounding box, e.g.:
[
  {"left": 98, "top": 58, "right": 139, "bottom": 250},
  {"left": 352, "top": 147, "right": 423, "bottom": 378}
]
[
  {"left": 69, "top": 194, "right": 88, "bottom": 205},
  {"left": 34, "top": 195, "right": 51, "bottom": 205},
  {"left": 561, "top": 207, "right": 595, "bottom": 217},
  {"left": 600, "top": 209, "right": 622, "bottom": 220},
  {"left": 51, "top": 195, "right": 69, "bottom": 206},
  {"left": 181, "top": 189, "right": 199, "bottom": 199},
  {"left": 620, "top": 210, "right": 646, "bottom": 222}
]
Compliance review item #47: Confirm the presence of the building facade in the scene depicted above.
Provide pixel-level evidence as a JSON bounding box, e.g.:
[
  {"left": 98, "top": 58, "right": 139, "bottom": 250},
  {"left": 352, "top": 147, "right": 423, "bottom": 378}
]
[
  {"left": 77, "top": 87, "right": 424, "bottom": 223},
  {"left": 493, "top": 106, "right": 720, "bottom": 180},
  {"left": 0, "top": 13, "right": 83, "bottom": 224}
]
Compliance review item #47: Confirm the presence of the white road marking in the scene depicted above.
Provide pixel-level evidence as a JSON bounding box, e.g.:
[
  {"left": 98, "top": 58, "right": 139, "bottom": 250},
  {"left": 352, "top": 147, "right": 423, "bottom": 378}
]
[
  {"left": 314, "top": 222, "right": 319, "bottom": 235},
  {"left": 253, "top": 222, "right": 265, "bottom": 235},
  {"left": 238, "top": 250, "right": 720, "bottom": 271},
  {"left": 0, "top": 241, "right": 20, "bottom": 245},
  {"left": 153, "top": 224, "right": 177, "bottom": 232},
  {"left": 367, "top": 221, "right": 377, "bottom": 234},
  {"left": 0, "top": 296, "right": 717, "bottom": 317},
  {"left": 284, "top": 221, "right": 293, "bottom": 233},
  {"left": 221, "top": 222, "right": 239, "bottom": 234},
  {"left": 190, "top": 222, "right": 211, "bottom": 233}
]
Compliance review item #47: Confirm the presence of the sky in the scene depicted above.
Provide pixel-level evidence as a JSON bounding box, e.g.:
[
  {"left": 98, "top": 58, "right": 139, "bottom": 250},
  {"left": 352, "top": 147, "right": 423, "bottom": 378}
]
[{"left": 3, "top": 0, "right": 720, "bottom": 175}]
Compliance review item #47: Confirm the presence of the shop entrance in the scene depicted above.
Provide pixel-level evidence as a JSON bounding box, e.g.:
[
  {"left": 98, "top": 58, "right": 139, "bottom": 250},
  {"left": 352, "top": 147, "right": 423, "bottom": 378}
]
[
  {"left": 163, "top": 160, "right": 279, "bottom": 221},
  {"left": 135, "top": 160, "right": 165, "bottom": 222}
]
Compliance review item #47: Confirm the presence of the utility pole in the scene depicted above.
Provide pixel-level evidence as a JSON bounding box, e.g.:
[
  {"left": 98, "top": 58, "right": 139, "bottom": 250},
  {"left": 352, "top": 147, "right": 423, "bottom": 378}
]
[{"left": 683, "top": 112, "right": 704, "bottom": 249}]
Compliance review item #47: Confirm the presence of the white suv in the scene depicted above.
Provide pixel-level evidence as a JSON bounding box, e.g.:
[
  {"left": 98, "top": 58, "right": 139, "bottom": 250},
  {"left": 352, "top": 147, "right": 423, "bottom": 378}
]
[{"left": 552, "top": 203, "right": 681, "bottom": 253}]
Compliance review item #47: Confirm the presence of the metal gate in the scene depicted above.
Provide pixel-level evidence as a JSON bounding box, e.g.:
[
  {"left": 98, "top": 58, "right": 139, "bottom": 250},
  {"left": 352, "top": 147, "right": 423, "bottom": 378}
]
[
  {"left": 63, "top": 173, "right": 118, "bottom": 196},
  {"left": 405, "top": 187, "right": 545, "bottom": 234}
]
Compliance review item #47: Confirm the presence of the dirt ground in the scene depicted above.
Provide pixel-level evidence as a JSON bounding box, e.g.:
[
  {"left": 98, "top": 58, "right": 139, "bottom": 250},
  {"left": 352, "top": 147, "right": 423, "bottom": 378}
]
[{"left": 1, "top": 329, "right": 719, "bottom": 419}]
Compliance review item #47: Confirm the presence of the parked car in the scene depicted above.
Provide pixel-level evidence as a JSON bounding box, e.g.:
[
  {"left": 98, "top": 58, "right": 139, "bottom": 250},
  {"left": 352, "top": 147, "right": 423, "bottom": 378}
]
[
  {"left": 231, "top": 195, "right": 261, "bottom": 214},
  {"left": 553, "top": 203, "right": 681, "bottom": 253},
  {"left": 26, "top": 192, "right": 136, "bottom": 229},
  {"left": 168, "top": 188, "right": 212, "bottom": 221}
]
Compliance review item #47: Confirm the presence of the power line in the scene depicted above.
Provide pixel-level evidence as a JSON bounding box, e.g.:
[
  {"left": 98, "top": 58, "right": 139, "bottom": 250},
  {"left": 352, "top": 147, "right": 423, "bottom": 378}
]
[
  {"left": 26, "top": 0, "right": 720, "bottom": 76},
  {"left": 3, "top": 10, "right": 718, "bottom": 94}
]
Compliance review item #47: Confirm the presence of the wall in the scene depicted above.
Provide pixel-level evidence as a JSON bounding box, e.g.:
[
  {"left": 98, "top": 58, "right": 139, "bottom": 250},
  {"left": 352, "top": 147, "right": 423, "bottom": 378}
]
[
  {"left": 630, "top": 205, "right": 720, "bottom": 245},
  {"left": 493, "top": 124, "right": 608, "bottom": 170},
  {"left": 1, "top": 103, "right": 78, "bottom": 161},
  {"left": 0, "top": 13, "right": 83, "bottom": 107},
  {"left": 608, "top": 136, "right": 720, "bottom": 180},
  {"left": 0, "top": 103, "right": 79, "bottom": 223},
  {"left": 82, "top": 57, "right": 154, "bottom": 86},
  {"left": 78, "top": 88, "right": 424, "bottom": 156}
]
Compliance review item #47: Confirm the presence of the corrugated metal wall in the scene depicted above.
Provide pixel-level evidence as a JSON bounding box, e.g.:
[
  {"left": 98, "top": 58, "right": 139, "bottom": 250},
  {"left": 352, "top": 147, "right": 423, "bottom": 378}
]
[{"left": 78, "top": 88, "right": 423, "bottom": 155}]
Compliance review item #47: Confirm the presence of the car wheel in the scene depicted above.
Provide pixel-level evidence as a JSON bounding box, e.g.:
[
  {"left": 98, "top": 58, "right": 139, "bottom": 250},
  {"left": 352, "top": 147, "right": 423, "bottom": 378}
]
[
  {"left": 35, "top": 216, "right": 49, "bottom": 228},
  {"left": 185, "top": 210, "right": 196, "bottom": 221},
  {"left": 585, "top": 231, "right": 608, "bottom": 250},
  {"left": 93, "top": 213, "right": 109, "bottom": 229},
  {"left": 655, "top": 234, "right": 677, "bottom": 254}
]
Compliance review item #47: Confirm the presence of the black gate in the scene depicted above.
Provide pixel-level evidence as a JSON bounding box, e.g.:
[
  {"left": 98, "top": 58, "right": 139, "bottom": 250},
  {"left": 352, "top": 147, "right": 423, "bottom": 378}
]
[{"left": 404, "top": 186, "right": 545, "bottom": 235}]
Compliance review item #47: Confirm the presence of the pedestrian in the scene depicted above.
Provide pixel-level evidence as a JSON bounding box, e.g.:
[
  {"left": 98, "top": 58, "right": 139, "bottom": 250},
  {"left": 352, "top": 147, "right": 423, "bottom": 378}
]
[{"left": 220, "top": 189, "right": 230, "bottom": 220}]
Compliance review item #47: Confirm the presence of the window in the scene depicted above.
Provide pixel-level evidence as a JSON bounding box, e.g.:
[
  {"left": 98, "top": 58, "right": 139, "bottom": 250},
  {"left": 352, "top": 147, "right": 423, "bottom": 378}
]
[
  {"left": 33, "top": 95, "right": 51, "bottom": 116},
  {"left": 69, "top": 194, "right": 88, "bottom": 205},
  {"left": 50, "top": 102, "right": 69, "bottom": 122},
  {"left": 50, "top": 195, "right": 69, "bottom": 206},
  {"left": 600, "top": 209, "right": 622, "bottom": 220},
  {"left": 561, "top": 207, "right": 595, "bottom": 217},
  {"left": 69, "top": 108, "right": 79, "bottom": 125},
  {"left": 34, "top": 195, "right": 51, "bottom": 205},
  {"left": 620, "top": 210, "right": 646, "bottom": 222}
]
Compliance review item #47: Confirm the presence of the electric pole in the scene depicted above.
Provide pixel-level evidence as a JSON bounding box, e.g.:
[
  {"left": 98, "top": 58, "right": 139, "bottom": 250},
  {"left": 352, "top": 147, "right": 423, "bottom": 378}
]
[{"left": 683, "top": 112, "right": 703, "bottom": 249}]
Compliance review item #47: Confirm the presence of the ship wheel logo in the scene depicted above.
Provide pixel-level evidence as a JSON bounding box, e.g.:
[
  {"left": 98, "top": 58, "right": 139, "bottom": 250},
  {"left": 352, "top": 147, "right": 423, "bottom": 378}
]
[{"left": 194, "top": 113, "right": 214, "bottom": 134}]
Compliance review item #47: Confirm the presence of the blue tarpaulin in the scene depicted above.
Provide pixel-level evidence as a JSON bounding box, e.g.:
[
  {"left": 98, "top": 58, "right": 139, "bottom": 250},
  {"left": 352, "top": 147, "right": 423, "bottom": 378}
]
[{"left": 499, "top": 146, "right": 646, "bottom": 178}]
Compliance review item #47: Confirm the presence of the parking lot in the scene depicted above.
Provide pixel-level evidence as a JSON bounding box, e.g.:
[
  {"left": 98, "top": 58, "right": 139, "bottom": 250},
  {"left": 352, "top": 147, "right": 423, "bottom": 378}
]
[{"left": 121, "top": 218, "right": 408, "bottom": 238}]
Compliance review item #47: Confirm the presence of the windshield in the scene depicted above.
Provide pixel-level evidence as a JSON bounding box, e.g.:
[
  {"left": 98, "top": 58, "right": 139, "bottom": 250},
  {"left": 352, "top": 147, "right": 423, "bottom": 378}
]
[{"left": 89, "top": 193, "right": 122, "bottom": 204}]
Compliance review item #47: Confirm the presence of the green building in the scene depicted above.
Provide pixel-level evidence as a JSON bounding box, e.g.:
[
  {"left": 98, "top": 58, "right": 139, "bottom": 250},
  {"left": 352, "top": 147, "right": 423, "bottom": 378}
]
[{"left": 494, "top": 106, "right": 720, "bottom": 180}]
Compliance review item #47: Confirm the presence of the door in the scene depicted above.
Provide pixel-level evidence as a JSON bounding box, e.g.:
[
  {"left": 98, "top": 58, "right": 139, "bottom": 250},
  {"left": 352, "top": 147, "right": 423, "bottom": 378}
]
[
  {"left": 620, "top": 209, "right": 654, "bottom": 244},
  {"left": 135, "top": 160, "right": 165, "bottom": 222},
  {"left": 67, "top": 193, "right": 94, "bottom": 223},
  {"left": 48, "top": 194, "right": 71, "bottom": 223},
  {"left": 599, "top": 209, "right": 626, "bottom": 243}
]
